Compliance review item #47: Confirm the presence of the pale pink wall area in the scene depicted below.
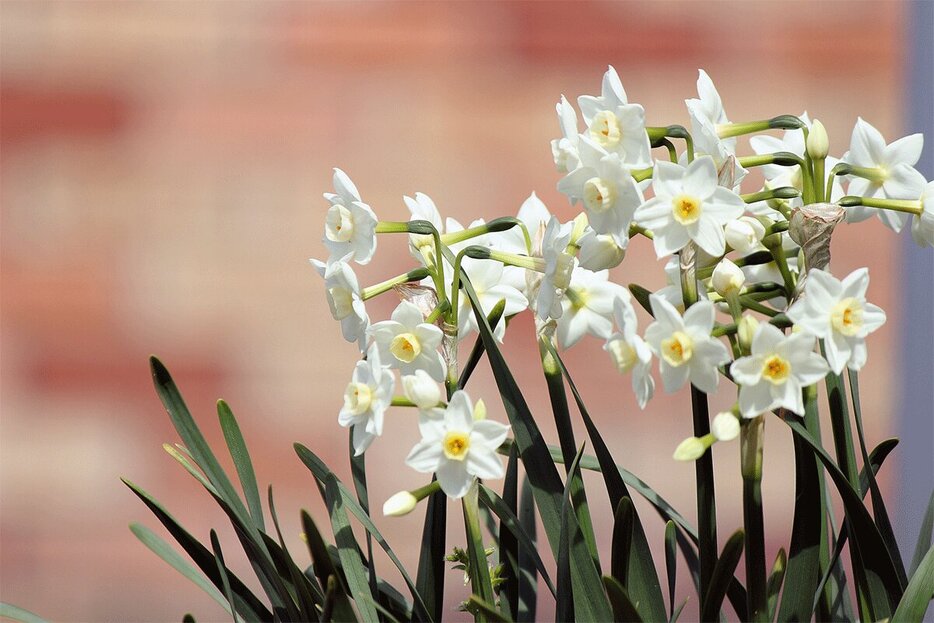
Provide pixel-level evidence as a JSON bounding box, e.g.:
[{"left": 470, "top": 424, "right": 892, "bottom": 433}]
[{"left": 1, "top": 2, "right": 907, "bottom": 621}]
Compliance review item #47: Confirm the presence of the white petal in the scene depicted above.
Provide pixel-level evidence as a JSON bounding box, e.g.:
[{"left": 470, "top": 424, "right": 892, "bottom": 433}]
[
  {"left": 649, "top": 294, "right": 684, "bottom": 331},
  {"left": 690, "top": 217, "right": 726, "bottom": 257},
  {"left": 652, "top": 160, "right": 685, "bottom": 198},
  {"left": 660, "top": 361, "right": 691, "bottom": 393},
  {"left": 333, "top": 168, "right": 361, "bottom": 203},
  {"left": 731, "top": 355, "right": 763, "bottom": 386},
  {"left": 883, "top": 133, "right": 923, "bottom": 167},
  {"left": 405, "top": 440, "right": 443, "bottom": 473},
  {"left": 652, "top": 221, "right": 692, "bottom": 257},
  {"left": 825, "top": 332, "right": 851, "bottom": 375},
  {"left": 775, "top": 378, "right": 805, "bottom": 415},
  {"left": 751, "top": 323, "right": 786, "bottom": 354},
  {"left": 471, "top": 420, "right": 511, "bottom": 448},
  {"left": 392, "top": 300, "right": 426, "bottom": 328},
  {"left": 445, "top": 391, "right": 475, "bottom": 431},
  {"left": 436, "top": 460, "right": 472, "bottom": 499},
  {"left": 739, "top": 382, "right": 776, "bottom": 418},
  {"left": 689, "top": 358, "right": 721, "bottom": 394},
  {"left": 683, "top": 156, "right": 718, "bottom": 199},
  {"left": 860, "top": 303, "right": 886, "bottom": 334},
  {"left": 791, "top": 353, "right": 830, "bottom": 386},
  {"left": 466, "top": 446, "right": 505, "bottom": 480},
  {"left": 840, "top": 268, "right": 870, "bottom": 300}
]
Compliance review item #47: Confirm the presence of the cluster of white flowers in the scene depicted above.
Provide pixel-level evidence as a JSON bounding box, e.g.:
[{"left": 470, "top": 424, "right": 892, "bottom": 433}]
[{"left": 313, "top": 66, "right": 927, "bottom": 507}]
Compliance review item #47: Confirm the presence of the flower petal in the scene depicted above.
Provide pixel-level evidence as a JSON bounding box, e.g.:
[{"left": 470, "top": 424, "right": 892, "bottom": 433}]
[
  {"left": 436, "top": 460, "right": 472, "bottom": 499},
  {"left": 405, "top": 439, "right": 443, "bottom": 473}
]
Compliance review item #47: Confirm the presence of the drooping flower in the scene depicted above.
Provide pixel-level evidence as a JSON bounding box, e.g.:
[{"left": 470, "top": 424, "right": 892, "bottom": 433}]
[
  {"left": 382, "top": 491, "right": 418, "bottom": 517},
  {"left": 644, "top": 295, "right": 730, "bottom": 394},
  {"left": 729, "top": 323, "right": 830, "bottom": 417},
  {"left": 711, "top": 412, "right": 740, "bottom": 441},
  {"left": 339, "top": 345, "right": 394, "bottom": 455},
  {"left": 551, "top": 95, "right": 581, "bottom": 173},
  {"left": 604, "top": 291, "right": 655, "bottom": 408},
  {"left": 405, "top": 390, "right": 510, "bottom": 499},
  {"left": 557, "top": 267, "right": 628, "bottom": 348},
  {"left": 310, "top": 257, "right": 369, "bottom": 350},
  {"left": 557, "top": 137, "right": 644, "bottom": 244},
  {"left": 843, "top": 117, "right": 925, "bottom": 232},
  {"left": 323, "top": 168, "right": 378, "bottom": 264},
  {"left": 576, "top": 66, "right": 652, "bottom": 168},
  {"left": 786, "top": 268, "right": 886, "bottom": 374},
  {"left": 634, "top": 156, "right": 746, "bottom": 257},
  {"left": 536, "top": 217, "right": 577, "bottom": 322},
  {"left": 369, "top": 300, "right": 446, "bottom": 381}
]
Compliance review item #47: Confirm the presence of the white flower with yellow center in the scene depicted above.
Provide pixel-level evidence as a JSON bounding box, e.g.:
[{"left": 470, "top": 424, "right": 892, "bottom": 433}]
[
  {"left": 644, "top": 295, "right": 730, "bottom": 394},
  {"left": 787, "top": 268, "right": 886, "bottom": 374},
  {"left": 557, "top": 138, "right": 644, "bottom": 244},
  {"left": 730, "top": 324, "right": 830, "bottom": 417},
  {"left": 634, "top": 156, "right": 746, "bottom": 257},
  {"left": 576, "top": 66, "right": 652, "bottom": 167},
  {"left": 310, "top": 257, "right": 369, "bottom": 350},
  {"left": 322, "top": 168, "right": 378, "bottom": 264},
  {"left": 685, "top": 69, "right": 747, "bottom": 188},
  {"left": 844, "top": 117, "right": 925, "bottom": 232},
  {"left": 368, "top": 300, "right": 446, "bottom": 381},
  {"left": 536, "top": 217, "right": 577, "bottom": 322},
  {"left": 557, "top": 267, "right": 627, "bottom": 348},
  {"left": 450, "top": 257, "right": 528, "bottom": 342},
  {"left": 551, "top": 95, "right": 581, "bottom": 173},
  {"left": 604, "top": 290, "right": 654, "bottom": 408},
  {"left": 405, "top": 390, "right": 511, "bottom": 499},
  {"left": 339, "top": 345, "right": 394, "bottom": 455}
]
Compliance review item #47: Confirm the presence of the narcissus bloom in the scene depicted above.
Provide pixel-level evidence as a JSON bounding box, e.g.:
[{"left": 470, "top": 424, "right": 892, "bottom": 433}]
[
  {"left": 557, "top": 267, "right": 628, "bottom": 348},
  {"left": 786, "top": 268, "right": 886, "bottom": 374},
  {"left": 644, "top": 295, "right": 730, "bottom": 394},
  {"left": 536, "top": 217, "right": 577, "bottom": 322},
  {"left": 404, "top": 192, "right": 443, "bottom": 261},
  {"left": 576, "top": 65, "right": 652, "bottom": 168},
  {"left": 551, "top": 95, "right": 581, "bottom": 173},
  {"left": 401, "top": 369, "right": 442, "bottom": 410},
  {"left": 634, "top": 157, "right": 746, "bottom": 257},
  {"left": 685, "top": 70, "right": 746, "bottom": 187},
  {"left": 310, "top": 257, "right": 369, "bottom": 350},
  {"left": 405, "top": 391, "right": 510, "bottom": 499},
  {"left": 604, "top": 291, "right": 655, "bottom": 408},
  {"left": 451, "top": 257, "right": 528, "bottom": 342},
  {"left": 577, "top": 227, "right": 626, "bottom": 270},
  {"left": 323, "top": 168, "right": 378, "bottom": 264},
  {"left": 911, "top": 179, "right": 934, "bottom": 247},
  {"left": 730, "top": 324, "right": 830, "bottom": 417},
  {"left": 369, "top": 300, "right": 446, "bottom": 381},
  {"left": 339, "top": 345, "right": 394, "bottom": 455}
]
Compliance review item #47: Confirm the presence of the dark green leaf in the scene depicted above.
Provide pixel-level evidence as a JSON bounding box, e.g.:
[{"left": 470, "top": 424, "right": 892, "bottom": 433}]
[
  {"left": 210, "top": 530, "right": 240, "bottom": 623},
  {"left": 267, "top": 487, "right": 323, "bottom": 618},
  {"left": 700, "top": 529, "right": 745, "bottom": 622},
  {"left": 465, "top": 596, "right": 511, "bottom": 623},
  {"left": 497, "top": 445, "right": 520, "bottom": 621},
  {"left": 517, "top": 478, "right": 538, "bottom": 623},
  {"left": 765, "top": 548, "right": 786, "bottom": 622},
  {"left": 611, "top": 497, "right": 635, "bottom": 587},
  {"left": 603, "top": 575, "right": 644, "bottom": 623},
  {"left": 415, "top": 485, "right": 446, "bottom": 622},
  {"left": 911, "top": 491, "right": 934, "bottom": 576},
  {"left": 892, "top": 544, "right": 934, "bottom": 622},
  {"left": 664, "top": 521, "right": 677, "bottom": 622},
  {"left": 218, "top": 400, "right": 265, "bottom": 532},
  {"left": 301, "top": 510, "right": 357, "bottom": 623},
  {"left": 348, "top": 430, "right": 378, "bottom": 605},
  {"left": 627, "top": 284, "right": 653, "bottom": 316},
  {"left": 458, "top": 298, "right": 506, "bottom": 389}
]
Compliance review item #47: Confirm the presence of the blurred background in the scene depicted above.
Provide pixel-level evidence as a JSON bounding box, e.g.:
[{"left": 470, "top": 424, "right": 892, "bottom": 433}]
[{"left": 2, "top": 2, "right": 931, "bottom": 621}]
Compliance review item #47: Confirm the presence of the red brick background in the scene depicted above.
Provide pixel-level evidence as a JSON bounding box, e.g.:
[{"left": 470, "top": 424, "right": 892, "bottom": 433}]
[{"left": 1, "top": 2, "right": 909, "bottom": 620}]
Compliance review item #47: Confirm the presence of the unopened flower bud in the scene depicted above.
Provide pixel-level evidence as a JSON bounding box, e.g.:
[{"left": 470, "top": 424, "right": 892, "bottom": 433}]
[
  {"left": 737, "top": 315, "right": 759, "bottom": 352},
  {"left": 673, "top": 436, "right": 707, "bottom": 461},
  {"left": 725, "top": 217, "right": 766, "bottom": 253},
  {"left": 382, "top": 491, "right": 418, "bottom": 517},
  {"left": 711, "top": 412, "right": 740, "bottom": 441},
  {"left": 712, "top": 258, "right": 746, "bottom": 297},
  {"left": 807, "top": 119, "right": 829, "bottom": 159},
  {"left": 401, "top": 370, "right": 441, "bottom": 409},
  {"left": 473, "top": 399, "right": 487, "bottom": 421},
  {"left": 577, "top": 229, "right": 626, "bottom": 270}
]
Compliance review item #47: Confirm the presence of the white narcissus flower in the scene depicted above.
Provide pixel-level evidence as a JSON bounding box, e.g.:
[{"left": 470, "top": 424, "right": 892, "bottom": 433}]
[
  {"left": 724, "top": 216, "right": 766, "bottom": 253},
  {"left": 730, "top": 324, "right": 830, "bottom": 418},
  {"left": 644, "top": 295, "right": 730, "bottom": 394},
  {"left": 536, "top": 217, "right": 577, "bottom": 322},
  {"left": 576, "top": 65, "right": 652, "bottom": 168},
  {"left": 401, "top": 369, "right": 442, "bottom": 409},
  {"left": 604, "top": 291, "right": 655, "bottom": 408},
  {"left": 323, "top": 169, "right": 378, "bottom": 264},
  {"left": 557, "top": 267, "right": 628, "bottom": 348},
  {"left": 557, "top": 137, "right": 644, "bottom": 244},
  {"left": 551, "top": 95, "right": 581, "bottom": 173},
  {"left": 634, "top": 156, "right": 746, "bottom": 257},
  {"left": 405, "top": 391, "right": 510, "bottom": 499},
  {"left": 685, "top": 69, "right": 747, "bottom": 187},
  {"left": 911, "top": 179, "right": 934, "bottom": 247},
  {"left": 404, "top": 192, "right": 443, "bottom": 261},
  {"left": 711, "top": 258, "right": 745, "bottom": 297},
  {"left": 369, "top": 300, "right": 446, "bottom": 381},
  {"left": 577, "top": 227, "right": 626, "bottom": 271},
  {"left": 339, "top": 345, "right": 394, "bottom": 455},
  {"left": 451, "top": 257, "right": 528, "bottom": 342},
  {"left": 655, "top": 256, "right": 707, "bottom": 312},
  {"left": 786, "top": 268, "right": 886, "bottom": 374},
  {"left": 844, "top": 117, "right": 924, "bottom": 232},
  {"left": 310, "top": 257, "right": 369, "bottom": 350}
]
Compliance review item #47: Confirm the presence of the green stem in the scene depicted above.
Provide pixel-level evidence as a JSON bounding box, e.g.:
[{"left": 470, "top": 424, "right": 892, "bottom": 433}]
[
  {"left": 740, "top": 187, "right": 800, "bottom": 204},
  {"left": 838, "top": 196, "right": 922, "bottom": 215},
  {"left": 717, "top": 119, "right": 772, "bottom": 139},
  {"left": 375, "top": 221, "right": 412, "bottom": 234},
  {"left": 813, "top": 157, "right": 826, "bottom": 203},
  {"left": 762, "top": 235, "right": 796, "bottom": 296},
  {"left": 462, "top": 483, "right": 496, "bottom": 622},
  {"left": 741, "top": 416, "right": 767, "bottom": 622},
  {"left": 361, "top": 267, "right": 431, "bottom": 300}
]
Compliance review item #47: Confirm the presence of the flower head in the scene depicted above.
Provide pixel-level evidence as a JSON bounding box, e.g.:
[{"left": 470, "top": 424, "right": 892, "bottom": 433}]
[
  {"left": 536, "top": 217, "right": 577, "bottom": 322},
  {"left": 685, "top": 70, "right": 747, "bottom": 187},
  {"left": 577, "top": 227, "right": 626, "bottom": 270},
  {"left": 786, "top": 268, "right": 886, "bottom": 374},
  {"left": 644, "top": 295, "right": 730, "bottom": 394},
  {"left": 339, "top": 345, "right": 394, "bottom": 455},
  {"left": 557, "top": 267, "right": 628, "bottom": 348},
  {"left": 911, "top": 179, "right": 934, "bottom": 247},
  {"left": 310, "top": 257, "right": 369, "bottom": 350},
  {"left": 405, "top": 391, "right": 510, "bottom": 499},
  {"left": 634, "top": 156, "right": 746, "bottom": 257},
  {"left": 604, "top": 291, "right": 655, "bottom": 408},
  {"left": 402, "top": 369, "right": 442, "bottom": 409},
  {"left": 323, "top": 169, "right": 378, "bottom": 264},
  {"left": 551, "top": 95, "right": 581, "bottom": 173},
  {"left": 576, "top": 66, "right": 652, "bottom": 168},
  {"left": 369, "top": 300, "right": 446, "bottom": 381}
]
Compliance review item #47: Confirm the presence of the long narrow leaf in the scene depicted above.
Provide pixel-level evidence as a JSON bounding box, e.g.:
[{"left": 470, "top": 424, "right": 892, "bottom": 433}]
[
  {"left": 911, "top": 491, "right": 934, "bottom": 576},
  {"left": 267, "top": 487, "right": 323, "bottom": 618},
  {"left": 700, "top": 529, "right": 745, "bottom": 622},
  {"left": 765, "top": 548, "right": 786, "bottom": 622},
  {"left": 210, "top": 530, "right": 240, "bottom": 623},
  {"left": 611, "top": 497, "right": 635, "bottom": 587},
  {"left": 516, "top": 478, "right": 538, "bottom": 623},
  {"left": 0, "top": 604, "right": 48, "bottom": 623},
  {"left": 664, "top": 521, "right": 677, "bottom": 622},
  {"left": 301, "top": 510, "right": 357, "bottom": 623},
  {"left": 348, "top": 430, "right": 378, "bottom": 604},
  {"left": 893, "top": 545, "right": 934, "bottom": 622},
  {"left": 497, "top": 444, "right": 520, "bottom": 620},
  {"left": 415, "top": 485, "right": 446, "bottom": 622},
  {"left": 218, "top": 400, "right": 265, "bottom": 532},
  {"left": 603, "top": 575, "right": 644, "bottom": 623}
]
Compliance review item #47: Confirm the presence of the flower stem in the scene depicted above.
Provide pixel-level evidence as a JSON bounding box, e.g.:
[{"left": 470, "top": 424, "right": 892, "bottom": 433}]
[
  {"left": 741, "top": 415, "right": 768, "bottom": 622},
  {"left": 838, "top": 195, "right": 922, "bottom": 215},
  {"left": 361, "top": 267, "right": 431, "bottom": 300}
]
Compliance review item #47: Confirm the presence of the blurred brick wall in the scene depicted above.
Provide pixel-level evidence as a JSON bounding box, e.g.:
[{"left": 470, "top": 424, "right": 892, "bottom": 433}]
[{"left": 0, "top": 2, "right": 910, "bottom": 620}]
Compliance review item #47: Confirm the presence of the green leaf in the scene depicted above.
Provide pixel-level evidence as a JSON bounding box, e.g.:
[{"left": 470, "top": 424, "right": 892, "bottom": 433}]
[
  {"left": 123, "top": 479, "right": 272, "bottom": 622},
  {"left": 911, "top": 491, "right": 934, "bottom": 576},
  {"left": 267, "top": 487, "right": 323, "bottom": 617},
  {"left": 218, "top": 400, "right": 265, "bottom": 532},
  {"left": 517, "top": 478, "right": 538, "bottom": 623},
  {"left": 348, "top": 430, "right": 378, "bottom": 605},
  {"left": 611, "top": 497, "right": 635, "bottom": 587},
  {"left": 458, "top": 298, "right": 506, "bottom": 389},
  {"left": 690, "top": 386, "right": 718, "bottom": 616},
  {"left": 892, "top": 544, "right": 934, "bottom": 622},
  {"left": 209, "top": 530, "right": 240, "bottom": 623},
  {"left": 130, "top": 523, "right": 233, "bottom": 616},
  {"left": 301, "top": 510, "right": 358, "bottom": 623},
  {"left": 700, "top": 529, "right": 745, "bottom": 622},
  {"left": 463, "top": 483, "right": 497, "bottom": 621},
  {"left": 415, "top": 484, "right": 446, "bottom": 622},
  {"left": 627, "top": 284, "right": 654, "bottom": 316},
  {"left": 497, "top": 445, "right": 520, "bottom": 621},
  {"left": 765, "top": 548, "right": 786, "bottom": 622},
  {"left": 478, "top": 485, "right": 556, "bottom": 598},
  {"left": 0, "top": 604, "right": 49, "bottom": 623},
  {"left": 464, "top": 596, "right": 511, "bottom": 623},
  {"left": 664, "top": 521, "right": 677, "bottom": 622},
  {"left": 602, "top": 575, "right": 644, "bottom": 623},
  {"left": 324, "top": 475, "right": 380, "bottom": 623},
  {"left": 293, "top": 443, "right": 432, "bottom": 622}
]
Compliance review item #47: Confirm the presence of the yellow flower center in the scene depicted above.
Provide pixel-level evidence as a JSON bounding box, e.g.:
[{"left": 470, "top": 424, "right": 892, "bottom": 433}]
[
  {"left": 672, "top": 194, "right": 702, "bottom": 225},
  {"left": 661, "top": 331, "right": 694, "bottom": 366},
  {"left": 325, "top": 204, "right": 355, "bottom": 242},
  {"left": 583, "top": 177, "right": 616, "bottom": 213},
  {"left": 343, "top": 382, "right": 372, "bottom": 415},
  {"left": 327, "top": 286, "right": 354, "bottom": 319},
  {"left": 831, "top": 297, "right": 863, "bottom": 337},
  {"left": 588, "top": 110, "right": 622, "bottom": 149},
  {"left": 442, "top": 431, "right": 471, "bottom": 461},
  {"left": 607, "top": 338, "right": 638, "bottom": 373},
  {"left": 390, "top": 333, "right": 422, "bottom": 363},
  {"left": 761, "top": 355, "right": 791, "bottom": 385}
]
